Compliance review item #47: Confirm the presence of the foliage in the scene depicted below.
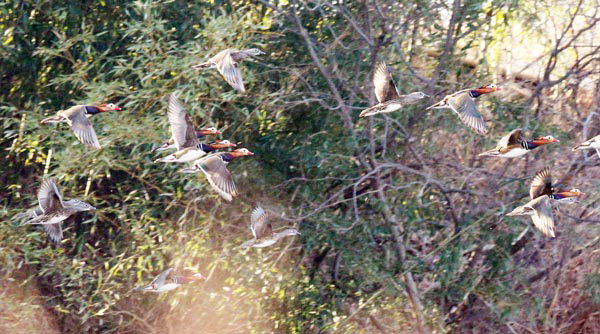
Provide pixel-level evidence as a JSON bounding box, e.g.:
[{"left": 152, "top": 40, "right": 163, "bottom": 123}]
[{"left": 1, "top": 0, "right": 600, "bottom": 333}]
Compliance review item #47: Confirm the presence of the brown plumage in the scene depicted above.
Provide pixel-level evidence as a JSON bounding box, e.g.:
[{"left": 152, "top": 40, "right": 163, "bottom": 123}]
[{"left": 192, "top": 48, "right": 265, "bottom": 93}]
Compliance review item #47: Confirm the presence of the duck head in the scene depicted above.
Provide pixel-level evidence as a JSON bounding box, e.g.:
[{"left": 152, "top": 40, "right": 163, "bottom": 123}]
[
  {"left": 554, "top": 188, "right": 585, "bottom": 202},
  {"left": 98, "top": 103, "right": 122, "bottom": 112},
  {"left": 473, "top": 84, "right": 502, "bottom": 95},
  {"left": 532, "top": 135, "right": 560, "bottom": 145},
  {"left": 69, "top": 199, "right": 96, "bottom": 212},
  {"left": 197, "top": 127, "right": 221, "bottom": 136},
  {"left": 245, "top": 48, "right": 266, "bottom": 56},
  {"left": 209, "top": 140, "right": 237, "bottom": 149},
  {"left": 229, "top": 148, "right": 255, "bottom": 158}
]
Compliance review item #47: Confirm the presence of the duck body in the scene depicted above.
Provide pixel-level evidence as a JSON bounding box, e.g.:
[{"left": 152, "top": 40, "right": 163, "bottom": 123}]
[
  {"left": 192, "top": 48, "right": 265, "bottom": 92},
  {"left": 359, "top": 63, "right": 426, "bottom": 118},
  {"left": 40, "top": 103, "right": 121, "bottom": 149}
]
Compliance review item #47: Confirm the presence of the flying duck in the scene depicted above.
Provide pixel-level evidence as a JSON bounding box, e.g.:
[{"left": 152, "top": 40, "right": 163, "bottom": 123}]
[
  {"left": 19, "top": 178, "right": 95, "bottom": 243},
  {"left": 506, "top": 168, "right": 584, "bottom": 237},
  {"left": 192, "top": 48, "right": 265, "bottom": 92},
  {"left": 134, "top": 268, "right": 205, "bottom": 293},
  {"left": 426, "top": 84, "right": 501, "bottom": 134},
  {"left": 239, "top": 206, "right": 300, "bottom": 248},
  {"left": 40, "top": 103, "right": 122, "bottom": 149},
  {"left": 478, "top": 129, "right": 559, "bottom": 157},
  {"left": 180, "top": 148, "right": 254, "bottom": 201},
  {"left": 359, "top": 62, "right": 426, "bottom": 117},
  {"left": 155, "top": 93, "right": 222, "bottom": 163},
  {"left": 572, "top": 134, "right": 600, "bottom": 157},
  {"left": 153, "top": 127, "right": 221, "bottom": 152}
]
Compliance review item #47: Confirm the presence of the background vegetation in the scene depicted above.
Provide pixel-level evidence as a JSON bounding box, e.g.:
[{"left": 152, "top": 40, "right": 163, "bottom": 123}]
[{"left": 1, "top": 0, "right": 599, "bottom": 333}]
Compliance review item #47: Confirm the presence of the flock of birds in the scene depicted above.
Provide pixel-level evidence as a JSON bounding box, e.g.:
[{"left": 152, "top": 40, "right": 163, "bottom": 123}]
[{"left": 13, "top": 47, "right": 598, "bottom": 291}]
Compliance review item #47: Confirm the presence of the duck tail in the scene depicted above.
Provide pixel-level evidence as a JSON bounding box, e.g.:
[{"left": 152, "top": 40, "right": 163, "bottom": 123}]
[
  {"left": 154, "top": 155, "right": 175, "bottom": 163},
  {"left": 192, "top": 62, "right": 212, "bottom": 70},
  {"left": 40, "top": 115, "right": 64, "bottom": 124},
  {"left": 179, "top": 166, "right": 198, "bottom": 174},
  {"left": 151, "top": 143, "right": 169, "bottom": 153},
  {"left": 359, "top": 106, "right": 377, "bottom": 118},
  {"left": 425, "top": 100, "right": 447, "bottom": 111},
  {"left": 477, "top": 149, "right": 500, "bottom": 157}
]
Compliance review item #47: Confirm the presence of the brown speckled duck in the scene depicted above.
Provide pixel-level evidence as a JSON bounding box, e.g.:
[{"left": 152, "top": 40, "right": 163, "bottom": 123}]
[
  {"left": 18, "top": 178, "right": 95, "bottom": 243},
  {"left": 239, "top": 206, "right": 300, "bottom": 248},
  {"left": 192, "top": 48, "right": 265, "bottom": 92},
  {"left": 359, "top": 63, "right": 426, "bottom": 117}
]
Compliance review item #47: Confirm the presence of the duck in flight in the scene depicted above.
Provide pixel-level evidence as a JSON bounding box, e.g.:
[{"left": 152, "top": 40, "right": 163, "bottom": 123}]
[
  {"left": 18, "top": 178, "right": 95, "bottom": 243},
  {"left": 192, "top": 48, "right": 265, "bottom": 93},
  {"left": 134, "top": 268, "right": 205, "bottom": 293},
  {"left": 180, "top": 148, "right": 254, "bottom": 201},
  {"left": 239, "top": 206, "right": 300, "bottom": 248},
  {"left": 155, "top": 93, "right": 231, "bottom": 163},
  {"left": 426, "top": 84, "right": 501, "bottom": 135},
  {"left": 506, "top": 167, "right": 584, "bottom": 237},
  {"left": 41, "top": 103, "right": 122, "bottom": 149},
  {"left": 478, "top": 129, "right": 559, "bottom": 158},
  {"left": 359, "top": 62, "right": 426, "bottom": 118}
]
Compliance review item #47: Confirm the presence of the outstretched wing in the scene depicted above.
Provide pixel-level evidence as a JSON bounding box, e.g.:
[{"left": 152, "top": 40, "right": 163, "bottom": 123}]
[
  {"left": 530, "top": 167, "right": 553, "bottom": 200},
  {"left": 198, "top": 155, "right": 238, "bottom": 201},
  {"left": 168, "top": 94, "right": 198, "bottom": 149},
  {"left": 250, "top": 206, "right": 273, "bottom": 239},
  {"left": 447, "top": 92, "right": 487, "bottom": 134},
  {"left": 150, "top": 268, "right": 174, "bottom": 287},
  {"left": 530, "top": 197, "right": 555, "bottom": 237},
  {"left": 69, "top": 107, "right": 101, "bottom": 149},
  {"left": 43, "top": 223, "right": 64, "bottom": 243},
  {"left": 38, "top": 178, "right": 64, "bottom": 213},
  {"left": 373, "top": 62, "right": 400, "bottom": 103},
  {"left": 215, "top": 50, "right": 245, "bottom": 93}
]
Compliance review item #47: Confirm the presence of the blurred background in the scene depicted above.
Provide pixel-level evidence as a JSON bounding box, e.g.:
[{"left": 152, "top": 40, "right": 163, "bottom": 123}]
[{"left": 1, "top": 0, "right": 599, "bottom": 333}]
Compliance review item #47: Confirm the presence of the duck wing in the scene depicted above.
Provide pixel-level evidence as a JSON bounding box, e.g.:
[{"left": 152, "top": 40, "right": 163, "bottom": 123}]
[
  {"left": 214, "top": 50, "right": 245, "bottom": 93},
  {"left": 446, "top": 91, "right": 487, "bottom": 134},
  {"left": 197, "top": 154, "right": 238, "bottom": 201},
  {"left": 150, "top": 268, "right": 174, "bottom": 287},
  {"left": 38, "top": 178, "right": 65, "bottom": 214},
  {"left": 168, "top": 94, "right": 198, "bottom": 149},
  {"left": 43, "top": 223, "right": 63, "bottom": 243},
  {"left": 66, "top": 106, "right": 101, "bottom": 149},
  {"left": 250, "top": 206, "right": 273, "bottom": 239},
  {"left": 373, "top": 62, "right": 400, "bottom": 103},
  {"left": 530, "top": 196, "right": 555, "bottom": 237},
  {"left": 530, "top": 167, "right": 553, "bottom": 199},
  {"left": 498, "top": 129, "right": 524, "bottom": 149}
]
